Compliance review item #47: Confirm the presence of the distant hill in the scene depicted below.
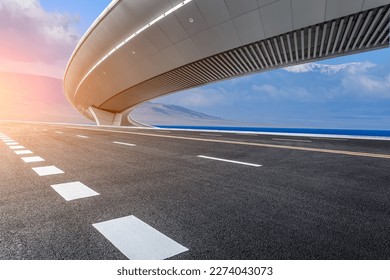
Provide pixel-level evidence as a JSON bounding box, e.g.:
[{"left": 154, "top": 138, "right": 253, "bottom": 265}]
[
  {"left": 0, "top": 71, "right": 92, "bottom": 123},
  {"left": 130, "top": 102, "right": 258, "bottom": 127}
]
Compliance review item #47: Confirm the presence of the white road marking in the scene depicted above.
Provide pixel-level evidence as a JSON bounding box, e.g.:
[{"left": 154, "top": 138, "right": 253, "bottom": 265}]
[
  {"left": 9, "top": 146, "right": 25, "bottom": 150},
  {"left": 6, "top": 142, "right": 19, "bottom": 146},
  {"left": 59, "top": 126, "right": 390, "bottom": 159},
  {"left": 200, "top": 133, "right": 222, "bottom": 137},
  {"left": 76, "top": 135, "right": 89, "bottom": 138},
  {"left": 15, "top": 150, "right": 33, "bottom": 155},
  {"left": 3, "top": 140, "right": 15, "bottom": 143},
  {"left": 32, "top": 166, "right": 64, "bottom": 176},
  {"left": 93, "top": 215, "right": 188, "bottom": 260},
  {"left": 21, "top": 156, "right": 45, "bottom": 163},
  {"left": 310, "top": 137, "right": 348, "bottom": 141},
  {"left": 55, "top": 131, "right": 64, "bottom": 134},
  {"left": 51, "top": 181, "right": 99, "bottom": 201},
  {"left": 197, "top": 155, "right": 262, "bottom": 167},
  {"left": 113, "top": 141, "right": 136, "bottom": 147},
  {"left": 42, "top": 129, "right": 48, "bottom": 132},
  {"left": 236, "top": 133, "right": 256, "bottom": 136},
  {"left": 272, "top": 138, "right": 312, "bottom": 143}
]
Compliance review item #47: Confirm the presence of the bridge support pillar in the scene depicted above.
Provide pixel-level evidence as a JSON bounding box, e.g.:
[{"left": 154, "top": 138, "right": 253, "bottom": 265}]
[
  {"left": 88, "top": 106, "right": 123, "bottom": 126},
  {"left": 88, "top": 106, "right": 150, "bottom": 127}
]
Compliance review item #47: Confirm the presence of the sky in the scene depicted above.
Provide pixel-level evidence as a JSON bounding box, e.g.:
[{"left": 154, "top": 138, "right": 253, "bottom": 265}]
[
  {"left": 0, "top": 0, "right": 389, "bottom": 129},
  {"left": 0, "top": 0, "right": 111, "bottom": 78}
]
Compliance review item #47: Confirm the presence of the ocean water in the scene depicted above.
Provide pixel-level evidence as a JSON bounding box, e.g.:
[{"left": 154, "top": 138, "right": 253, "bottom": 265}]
[{"left": 155, "top": 125, "right": 390, "bottom": 137}]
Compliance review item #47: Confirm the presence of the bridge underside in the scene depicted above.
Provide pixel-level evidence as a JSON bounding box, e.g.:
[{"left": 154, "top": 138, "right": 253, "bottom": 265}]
[{"left": 95, "top": 4, "right": 390, "bottom": 122}]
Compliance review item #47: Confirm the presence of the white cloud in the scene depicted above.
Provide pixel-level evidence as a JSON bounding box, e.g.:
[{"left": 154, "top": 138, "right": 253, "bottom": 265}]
[
  {"left": 0, "top": 0, "right": 80, "bottom": 78},
  {"left": 345, "top": 61, "right": 376, "bottom": 74},
  {"left": 252, "top": 83, "right": 313, "bottom": 101},
  {"left": 159, "top": 87, "right": 228, "bottom": 108},
  {"left": 344, "top": 75, "right": 390, "bottom": 97},
  {"left": 341, "top": 63, "right": 390, "bottom": 98},
  {"left": 285, "top": 62, "right": 365, "bottom": 75},
  {"left": 252, "top": 84, "right": 279, "bottom": 97},
  {"left": 252, "top": 84, "right": 277, "bottom": 93}
]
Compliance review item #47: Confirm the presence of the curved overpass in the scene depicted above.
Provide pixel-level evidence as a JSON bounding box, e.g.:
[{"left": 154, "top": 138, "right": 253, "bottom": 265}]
[{"left": 64, "top": 0, "right": 390, "bottom": 126}]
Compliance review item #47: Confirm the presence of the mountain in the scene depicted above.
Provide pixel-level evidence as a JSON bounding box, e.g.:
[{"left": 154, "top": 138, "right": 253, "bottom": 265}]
[
  {"left": 130, "top": 102, "right": 257, "bottom": 126},
  {"left": 0, "top": 71, "right": 92, "bottom": 124},
  {"left": 284, "top": 62, "right": 360, "bottom": 75}
]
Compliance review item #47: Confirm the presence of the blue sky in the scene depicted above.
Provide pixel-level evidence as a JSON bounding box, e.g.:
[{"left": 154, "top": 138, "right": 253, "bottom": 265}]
[
  {"left": 39, "top": 1, "right": 112, "bottom": 34},
  {"left": 1, "top": 1, "right": 390, "bottom": 129}
]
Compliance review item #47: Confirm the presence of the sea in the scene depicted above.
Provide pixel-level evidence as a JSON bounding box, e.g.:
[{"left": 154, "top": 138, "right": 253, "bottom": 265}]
[{"left": 155, "top": 125, "right": 390, "bottom": 137}]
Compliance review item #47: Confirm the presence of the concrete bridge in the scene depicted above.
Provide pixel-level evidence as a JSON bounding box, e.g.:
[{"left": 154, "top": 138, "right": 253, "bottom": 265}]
[{"left": 64, "top": 0, "right": 390, "bottom": 125}]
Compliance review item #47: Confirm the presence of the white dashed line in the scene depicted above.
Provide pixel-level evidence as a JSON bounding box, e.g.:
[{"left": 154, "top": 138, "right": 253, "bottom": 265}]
[
  {"left": 62, "top": 126, "right": 390, "bottom": 159},
  {"left": 76, "top": 135, "right": 89, "bottom": 138},
  {"left": 272, "top": 138, "right": 312, "bottom": 143},
  {"left": 21, "top": 156, "right": 45, "bottom": 163},
  {"left": 32, "top": 166, "right": 64, "bottom": 176},
  {"left": 93, "top": 215, "right": 188, "bottom": 260},
  {"left": 9, "top": 146, "right": 25, "bottom": 150},
  {"left": 6, "top": 143, "right": 19, "bottom": 146},
  {"left": 15, "top": 150, "right": 33, "bottom": 155},
  {"left": 113, "top": 141, "right": 136, "bottom": 147},
  {"left": 51, "top": 181, "right": 99, "bottom": 201},
  {"left": 197, "top": 155, "right": 262, "bottom": 167}
]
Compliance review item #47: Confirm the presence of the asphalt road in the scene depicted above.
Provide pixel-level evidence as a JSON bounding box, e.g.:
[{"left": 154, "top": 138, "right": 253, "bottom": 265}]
[{"left": 1, "top": 121, "right": 390, "bottom": 260}]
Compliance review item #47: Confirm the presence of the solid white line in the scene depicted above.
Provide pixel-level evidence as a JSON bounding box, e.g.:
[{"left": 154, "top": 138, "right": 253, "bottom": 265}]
[
  {"left": 93, "top": 215, "right": 188, "bottom": 260},
  {"left": 15, "top": 150, "right": 33, "bottom": 155},
  {"left": 310, "top": 137, "right": 348, "bottom": 141},
  {"left": 197, "top": 155, "right": 262, "bottom": 167},
  {"left": 32, "top": 166, "right": 64, "bottom": 176},
  {"left": 51, "top": 181, "right": 99, "bottom": 201},
  {"left": 200, "top": 133, "right": 222, "bottom": 137},
  {"left": 21, "top": 156, "right": 45, "bottom": 163},
  {"left": 76, "top": 135, "right": 89, "bottom": 138},
  {"left": 273, "top": 138, "right": 312, "bottom": 143},
  {"left": 113, "top": 141, "right": 136, "bottom": 147},
  {"left": 236, "top": 133, "right": 256, "bottom": 136}
]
